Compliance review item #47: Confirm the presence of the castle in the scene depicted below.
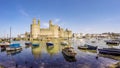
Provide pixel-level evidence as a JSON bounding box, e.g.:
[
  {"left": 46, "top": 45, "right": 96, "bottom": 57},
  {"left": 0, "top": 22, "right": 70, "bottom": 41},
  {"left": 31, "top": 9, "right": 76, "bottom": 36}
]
[{"left": 30, "top": 18, "right": 72, "bottom": 40}]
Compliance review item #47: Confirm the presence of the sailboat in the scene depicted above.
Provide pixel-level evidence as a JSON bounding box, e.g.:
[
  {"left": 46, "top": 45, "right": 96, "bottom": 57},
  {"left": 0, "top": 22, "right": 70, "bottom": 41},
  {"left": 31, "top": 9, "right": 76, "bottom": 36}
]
[
  {"left": 6, "top": 27, "right": 22, "bottom": 51},
  {"left": 0, "top": 30, "right": 10, "bottom": 49}
]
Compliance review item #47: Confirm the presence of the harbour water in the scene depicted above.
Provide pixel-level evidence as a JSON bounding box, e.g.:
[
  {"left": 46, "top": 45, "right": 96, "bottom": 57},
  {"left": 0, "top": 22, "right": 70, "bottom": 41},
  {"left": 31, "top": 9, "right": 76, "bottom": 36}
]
[{"left": 0, "top": 38, "right": 120, "bottom": 68}]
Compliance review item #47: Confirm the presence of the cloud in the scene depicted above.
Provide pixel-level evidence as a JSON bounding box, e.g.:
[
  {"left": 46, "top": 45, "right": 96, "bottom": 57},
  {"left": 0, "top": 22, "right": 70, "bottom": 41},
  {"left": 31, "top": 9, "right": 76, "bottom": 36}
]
[
  {"left": 19, "top": 9, "right": 29, "bottom": 17},
  {"left": 54, "top": 18, "right": 60, "bottom": 23},
  {"left": 42, "top": 22, "right": 49, "bottom": 28}
]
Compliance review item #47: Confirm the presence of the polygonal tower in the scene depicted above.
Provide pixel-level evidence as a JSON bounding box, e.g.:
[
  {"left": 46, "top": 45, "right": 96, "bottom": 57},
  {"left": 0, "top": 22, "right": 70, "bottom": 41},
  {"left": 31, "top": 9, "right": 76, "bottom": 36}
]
[{"left": 30, "top": 18, "right": 40, "bottom": 39}]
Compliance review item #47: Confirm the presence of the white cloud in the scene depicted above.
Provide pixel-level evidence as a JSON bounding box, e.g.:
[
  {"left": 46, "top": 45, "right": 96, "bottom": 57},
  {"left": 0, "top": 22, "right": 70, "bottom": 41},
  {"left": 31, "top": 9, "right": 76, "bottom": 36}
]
[
  {"left": 42, "top": 22, "right": 49, "bottom": 28},
  {"left": 19, "top": 9, "right": 29, "bottom": 17},
  {"left": 54, "top": 18, "right": 60, "bottom": 23}
]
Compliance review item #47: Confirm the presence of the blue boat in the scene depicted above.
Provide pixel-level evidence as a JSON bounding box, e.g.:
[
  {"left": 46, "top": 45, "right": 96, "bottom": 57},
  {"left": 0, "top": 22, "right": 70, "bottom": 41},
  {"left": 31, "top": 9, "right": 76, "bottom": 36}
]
[
  {"left": 10, "top": 43, "right": 21, "bottom": 48},
  {"left": 6, "top": 43, "right": 22, "bottom": 51},
  {"left": 46, "top": 42, "right": 54, "bottom": 46}
]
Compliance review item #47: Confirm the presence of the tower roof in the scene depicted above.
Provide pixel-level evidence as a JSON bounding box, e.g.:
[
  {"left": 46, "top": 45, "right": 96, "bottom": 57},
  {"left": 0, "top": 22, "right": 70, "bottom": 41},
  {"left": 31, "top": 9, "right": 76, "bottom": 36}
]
[
  {"left": 38, "top": 19, "right": 40, "bottom": 24},
  {"left": 33, "top": 18, "right": 36, "bottom": 24}
]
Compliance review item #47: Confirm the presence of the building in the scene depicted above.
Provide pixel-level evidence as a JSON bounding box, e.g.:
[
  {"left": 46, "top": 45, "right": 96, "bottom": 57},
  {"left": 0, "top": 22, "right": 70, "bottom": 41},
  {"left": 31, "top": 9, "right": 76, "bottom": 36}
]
[
  {"left": 17, "top": 32, "right": 30, "bottom": 40},
  {"left": 30, "top": 18, "right": 72, "bottom": 40}
]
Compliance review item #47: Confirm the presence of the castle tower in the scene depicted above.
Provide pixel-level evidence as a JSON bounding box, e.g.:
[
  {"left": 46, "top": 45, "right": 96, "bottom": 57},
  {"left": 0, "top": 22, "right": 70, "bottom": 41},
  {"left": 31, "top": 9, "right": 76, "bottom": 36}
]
[
  {"left": 30, "top": 18, "right": 40, "bottom": 40},
  {"left": 49, "top": 20, "right": 53, "bottom": 30},
  {"left": 33, "top": 18, "right": 36, "bottom": 24},
  {"left": 38, "top": 19, "right": 40, "bottom": 25}
]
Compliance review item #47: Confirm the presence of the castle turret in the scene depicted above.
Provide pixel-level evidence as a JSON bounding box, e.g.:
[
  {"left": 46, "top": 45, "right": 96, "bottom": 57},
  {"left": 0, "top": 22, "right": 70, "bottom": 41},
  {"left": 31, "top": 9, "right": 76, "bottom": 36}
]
[
  {"left": 30, "top": 18, "right": 40, "bottom": 40},
  {"left": 49, "top": 20, "right": 53, "bottom": 30},
  {"left": 49, "top": 20, "right": 52, "bottom": 25},
  {"left": 38, "top": 19, "right": 40, "bottom": 25},
  {"left": 33, "top": 18, "right": 36, "bottom": 24}
]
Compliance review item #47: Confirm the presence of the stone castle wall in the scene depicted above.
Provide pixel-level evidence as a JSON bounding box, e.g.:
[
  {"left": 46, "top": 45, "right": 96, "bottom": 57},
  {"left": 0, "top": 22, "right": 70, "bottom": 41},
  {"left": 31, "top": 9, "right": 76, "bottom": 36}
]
[{"left": 30, "top": 18, "right": 72, "bottom": 40}]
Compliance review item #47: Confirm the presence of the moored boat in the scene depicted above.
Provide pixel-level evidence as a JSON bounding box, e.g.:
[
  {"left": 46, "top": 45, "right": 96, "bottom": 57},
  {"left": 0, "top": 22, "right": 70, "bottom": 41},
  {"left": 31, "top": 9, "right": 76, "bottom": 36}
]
[
  {"left": 32, "top": 43, "right": 39, "bottom": 46},
  {"left": 62, "top": 52, "right": 77, "bottom": 62},
  {"left": 46, "top": 41, "right": 54, "bottom": 46},
  {"left": 6, "top": 43, "right": 22, "bottom": 51},
  {"left": 0, "top": 42, "right": 10, "bottom": 47},
  {"left": 91, "top": 41, "right": 96, "bottom": 43},
  {"left": 105, "top": 40, "right": 119, "bottom": 45},
  {"left": 61, "top": 41, "right": 68, "bottom": 45},
  {"left": 25, "top": 42, "right": 32, "bottom": 45},
  {"left": 62, "top": 47, "right": 77, "bottom": 58},
  {"left": 78, "top": 46, "right": 88, "bottom": 50},
  {"left": 98, "top": 48, "right": 120, "bottom": 56},
  {"left": 84, "top": 44, "right": 97, "bottom": 50}
]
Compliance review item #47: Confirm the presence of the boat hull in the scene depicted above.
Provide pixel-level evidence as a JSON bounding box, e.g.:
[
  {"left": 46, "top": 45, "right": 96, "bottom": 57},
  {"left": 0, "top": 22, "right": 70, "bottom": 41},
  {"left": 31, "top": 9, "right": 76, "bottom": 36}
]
[
  {"left": 25, "top": 42, "right": 32, "bottom": 45},
  {"left": 32, "top": 44, "right": 39, "bottom": 46},
  {"left": 78, "top": 46, "right": 88, "bottom": 50},
  {"left": 62, "top": 52, "right": 77, "bottom": 62},
  {"left": 6, "top": 47, "right": 22, "bottom": 51},
  {"left": 46, "top": 43, "right": 54, "bottom": 46},
  {"left": 98, "top": 48, "right": 120, "bottom": 56},
  {"left": 62, "top": 51, "right": 76, "bottom": 58}
]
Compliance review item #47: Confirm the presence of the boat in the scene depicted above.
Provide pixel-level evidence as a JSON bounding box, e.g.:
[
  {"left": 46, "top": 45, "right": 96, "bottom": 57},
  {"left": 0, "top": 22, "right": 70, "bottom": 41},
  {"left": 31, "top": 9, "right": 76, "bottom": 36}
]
[
  {"left": 46, "top": 41, "right": 54, "bottom": 46},
  {"left": 62, "top": 52, "right": 77, "bottom": 62},
  {"left": 98, "top": 48, "right": 120, "bottom": 56},
  {"left": 91, "top": 41, "right": 96, "bottom": 43},
  {"left": 78, "top": 46, "right": 88, "bottom": 50},
  {"left": 25, "top": 42, "right": 32, "bottom": 45},
  {"left": 0, "top": 42, "right": 10, "bottom": 47},
  {"left": 78, "top": 44, "right": 97, "bottom": 50},
  {"left": 105, "top": 40, "right": 119, "bottom": 45},
  {"left": 85, "top": 44, "right": 97, "bottom": 50},
  {"left": 61, "top": 41, "right": 68, "bottom": 45},
  {"left": 62, "top": 47, "right": 77, "bottom": 58},
  {"left": 6, "top": 43, "right": 22, "bottom": 51},
  {"left": 32, "top": 43, "right": 39, "bottom": 47}
]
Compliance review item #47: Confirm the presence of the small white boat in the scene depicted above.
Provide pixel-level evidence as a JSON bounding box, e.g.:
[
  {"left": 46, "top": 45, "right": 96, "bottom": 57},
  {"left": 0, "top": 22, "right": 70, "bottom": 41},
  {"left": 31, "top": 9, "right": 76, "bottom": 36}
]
[
  {"left": 6, "top": 47, "right": 22, "bottom": 51},
  {"left": 61, "top": 41, "right": 68, "bottom": 45},
  {"left": 0, "top": 42, "right": 10, "bottom": 47}
]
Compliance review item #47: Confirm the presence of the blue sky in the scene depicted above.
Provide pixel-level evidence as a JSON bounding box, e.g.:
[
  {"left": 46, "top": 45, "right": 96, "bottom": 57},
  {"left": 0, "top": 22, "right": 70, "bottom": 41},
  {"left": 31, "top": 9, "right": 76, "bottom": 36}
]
[{"left": 0, "top": 0, "right": 120, "bottom": 37}]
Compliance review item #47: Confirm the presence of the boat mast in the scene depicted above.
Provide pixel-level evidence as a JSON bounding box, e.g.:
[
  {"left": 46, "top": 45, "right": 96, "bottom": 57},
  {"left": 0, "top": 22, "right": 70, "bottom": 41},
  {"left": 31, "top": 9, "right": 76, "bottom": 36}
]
[{"left": 10, "top": 27, "right": 11, "bottom": 43}]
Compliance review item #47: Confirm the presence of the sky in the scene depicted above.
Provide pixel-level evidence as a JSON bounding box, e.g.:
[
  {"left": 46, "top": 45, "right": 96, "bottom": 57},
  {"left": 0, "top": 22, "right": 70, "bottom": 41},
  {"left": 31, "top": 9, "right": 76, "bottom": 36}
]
[{"left": 0, "top": 0, "right": 120, "bottom": 37}]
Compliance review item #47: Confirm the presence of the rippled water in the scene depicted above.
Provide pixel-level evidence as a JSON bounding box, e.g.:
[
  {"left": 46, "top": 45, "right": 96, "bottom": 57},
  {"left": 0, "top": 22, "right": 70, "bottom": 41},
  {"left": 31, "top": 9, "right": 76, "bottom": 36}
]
[{"left": 0, "top": 38, "right": 120, "bottom": 68}]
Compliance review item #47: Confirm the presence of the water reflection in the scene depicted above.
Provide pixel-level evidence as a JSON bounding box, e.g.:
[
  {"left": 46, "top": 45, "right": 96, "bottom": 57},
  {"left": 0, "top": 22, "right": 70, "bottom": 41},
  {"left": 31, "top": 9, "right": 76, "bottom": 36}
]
[
  {"left": 32, "top": 45, "right": 42, "bottom": 59},
  {"left": 46, "top": 43, "right": 60, "bottom": 56},
  {"left": 7, "top": 50, "right": 22, "bottom": 56},
  {"left": 0, "top": 38, "right": 119, "bottom": 68},
  {"left": 62, "top": 52, "right": 77, "bottom": 62},
  {"left": 0, "top": 47, "right": 6, "bottom": 52}
]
